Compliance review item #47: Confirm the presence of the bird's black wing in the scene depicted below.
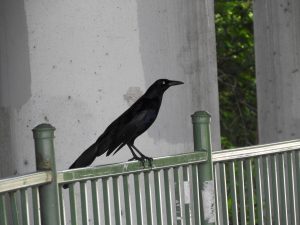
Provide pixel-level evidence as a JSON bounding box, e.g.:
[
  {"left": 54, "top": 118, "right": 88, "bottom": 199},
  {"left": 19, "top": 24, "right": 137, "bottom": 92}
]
[
  {"left": 106, "top": 108, "right": 158, "bottom": 156},
  {"left": 96, "top": 95, "right": 159, "bottom": 155}
]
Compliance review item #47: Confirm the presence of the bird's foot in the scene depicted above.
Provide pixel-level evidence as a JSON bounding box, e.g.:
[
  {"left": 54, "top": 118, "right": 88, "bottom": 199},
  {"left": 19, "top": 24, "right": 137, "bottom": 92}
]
[
  {"left": 128, "top": 156, "right": 146, "bottom": 167},
  {"left": 141, "top": 156, "right": 153, "bottom": 167},
  {"left": 128, "top": 156, "right": 153, "bottom": 167}
]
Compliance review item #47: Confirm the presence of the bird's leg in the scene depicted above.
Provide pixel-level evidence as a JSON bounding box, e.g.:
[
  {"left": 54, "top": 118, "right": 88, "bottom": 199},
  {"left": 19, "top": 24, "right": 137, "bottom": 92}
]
[
  {"left": 131, "top": 144, "right": 153, "bottom": 167},
  {"left": 127, "top": 145, "right": 146, "bottom": 166}
]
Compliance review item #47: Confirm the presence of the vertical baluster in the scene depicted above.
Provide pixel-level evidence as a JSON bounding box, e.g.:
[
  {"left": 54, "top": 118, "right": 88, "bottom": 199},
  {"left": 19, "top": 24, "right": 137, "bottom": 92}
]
[
  {"left": 229, "top": 161, "right": 239, "bottom": 225},
  {"left": 20, "top": 188, "right": 30, "bottom": 225},
  {"left": 0, "top": 194, "right": 8, "bottom": 225},
  {"left": 278, "top": 153, "right": 288, "bottom": 225},
  {"left": 164, "top": 168, "right": 173, "bottom": 225},
  {"left": 123, "top": 174, "right": 132, "bottom": 225},
  {"left": 174, "top": 167, "right": 182, "bottom": 225},
  {"left": 296, "top": 151, "right": 300, "bottom": 224},
  {"left": 245, "top": 159, "right": 255, "bottom": 225},
  {"left": 69, "top": 183, "right": 78, "bottom": 225},
  {"left": 112, "top": 176, "right": 121, "bottom": 225},
  {"left": 271, "top": 154, "right": 280, "bottom": 225},
  {"left": 102, "top": 178, "right": 111, "bottom": 225},
  {"left": 262, "top": 156, "right": 272, "bottom": 225},
  {"left": 287, "top": 151, "right": 297, "bottom": 225},
  {"left": 192, "top": 164, "right": 200, "bottom": 225},
  {"left": 254, "top": 157, "right": 264, "bottom": 225},
  {"left": 91, "top": 179, "right": 100, "bottom": 225},
  {"left": 144, "top": 171, "right": 153, "bottom": 225},
  {"left": 154, "top": 170, "right": 162, "bottom": 225},
  {"left": 214, "top": 164, "right": 221, "bottom": 225},
  {"left": 219, "top": 163, "right": 229, "bottom": 225},
  {"left": 183, "top": 166, "right": 191, "bottom": 225},
  {"left": 237, "top": 161, "right": 246, "bottom": 225},
  {"left": 80, "top": 181, "right": 89, "bottom": 225},
  {"left": 58, "top": 187, "right": 66, "bottom": 225},
  {"left": 9, "top": 191, "right": 20, "bottom": 225},
  {"left": 32, "top": 187, "right": 41, "bottom": 225},
  {"left": 134, "top": 173, "right": 143, "bottom": 225}
]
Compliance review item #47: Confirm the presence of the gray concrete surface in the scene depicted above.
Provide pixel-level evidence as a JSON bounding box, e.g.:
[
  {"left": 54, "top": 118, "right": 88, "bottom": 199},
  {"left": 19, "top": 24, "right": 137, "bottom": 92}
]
[{"left": 254, "top": 0, "right": 300, "bottom": 144}]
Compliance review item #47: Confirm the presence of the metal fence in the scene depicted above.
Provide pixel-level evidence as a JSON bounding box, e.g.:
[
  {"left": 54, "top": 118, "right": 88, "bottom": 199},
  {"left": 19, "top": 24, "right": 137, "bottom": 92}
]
[
  {"left": 213, "top": 140, "right": 300, "bottom": 225},
  {"left": 0, "top": 111, "right": 299, "bottom": 225}
]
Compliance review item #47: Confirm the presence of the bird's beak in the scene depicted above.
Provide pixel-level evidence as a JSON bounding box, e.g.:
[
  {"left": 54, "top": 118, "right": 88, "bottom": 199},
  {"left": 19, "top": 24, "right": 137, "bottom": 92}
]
[{"left": 168, "top": 80, "right": 184, "bottom": 86}]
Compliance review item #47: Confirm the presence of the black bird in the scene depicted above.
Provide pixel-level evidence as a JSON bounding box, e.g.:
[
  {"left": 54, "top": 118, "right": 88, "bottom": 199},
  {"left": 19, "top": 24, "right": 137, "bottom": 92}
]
[{"left": 66, "top": 79, "right": 183, "bottom": 173}]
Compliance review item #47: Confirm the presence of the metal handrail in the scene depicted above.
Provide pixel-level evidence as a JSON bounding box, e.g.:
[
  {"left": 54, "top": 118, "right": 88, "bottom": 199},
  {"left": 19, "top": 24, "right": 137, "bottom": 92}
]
[
  {"left": 212, "top": 139, "right": 300, "bottom": 162},
  {"left": 0, "top": 171, "right": 52, "bottom": 193},
  {"left": 57, "top": 151, "right": 207, "bottom": 184}
]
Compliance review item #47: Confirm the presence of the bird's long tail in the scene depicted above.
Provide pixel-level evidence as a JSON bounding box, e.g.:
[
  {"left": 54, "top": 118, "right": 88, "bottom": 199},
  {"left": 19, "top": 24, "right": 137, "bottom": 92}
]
[
  {"left": 63, "top": 142, "right": 99, "bottom": 189},
  {"left": 69, "top": 142, "right": 98, "bottom": 169}
]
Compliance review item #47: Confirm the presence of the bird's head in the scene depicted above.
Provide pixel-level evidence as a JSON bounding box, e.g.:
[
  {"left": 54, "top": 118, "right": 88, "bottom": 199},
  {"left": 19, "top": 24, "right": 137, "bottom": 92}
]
[
  {"left": 145, "top": 79, "right": 184, "bottom": 98},
  {"left": 154, "top": 79, "right": 184, "bottom": 90}
]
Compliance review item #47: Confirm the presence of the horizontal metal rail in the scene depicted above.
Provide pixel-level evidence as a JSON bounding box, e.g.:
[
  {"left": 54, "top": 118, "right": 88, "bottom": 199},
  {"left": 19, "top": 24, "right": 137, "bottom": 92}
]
[
  {"left": 0, "top": 140, "right": 297, "bottom": 191},
  {"left": 212, "top": 139, "right": 300, "bottom": 162},
  {"left": 57, "top": 151, "right": 207, "bottom": 184},
  {"left": 0, "top": 171, "right": 52, "bottom": 193}
]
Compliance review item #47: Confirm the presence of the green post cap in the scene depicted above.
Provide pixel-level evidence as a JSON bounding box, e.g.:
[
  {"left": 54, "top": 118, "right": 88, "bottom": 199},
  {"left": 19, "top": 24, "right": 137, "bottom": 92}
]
[
  {"left": 32, "top": 124, "right": 56, "bottom": 139},
  {"left": 191, "top": 111, "right": 211, "bottom": 123}
]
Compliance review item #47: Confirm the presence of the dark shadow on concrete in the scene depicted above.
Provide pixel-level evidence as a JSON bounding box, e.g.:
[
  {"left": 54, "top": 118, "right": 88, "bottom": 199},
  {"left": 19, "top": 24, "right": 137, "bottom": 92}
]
[
  {"left": 0, "top": 107, "right": 15, "bottom": 178},
  {"left": 0, "top": 0, "right": 31, "bottom": 108},
  {"left": 0, "top": 0, "right": 31, "bottom": 177}
]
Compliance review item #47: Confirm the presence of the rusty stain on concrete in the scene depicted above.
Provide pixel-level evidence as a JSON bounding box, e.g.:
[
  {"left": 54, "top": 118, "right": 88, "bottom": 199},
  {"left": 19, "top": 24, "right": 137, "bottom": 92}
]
[{"left": 123, "top": 87, "right": 143, "bottom": 106}]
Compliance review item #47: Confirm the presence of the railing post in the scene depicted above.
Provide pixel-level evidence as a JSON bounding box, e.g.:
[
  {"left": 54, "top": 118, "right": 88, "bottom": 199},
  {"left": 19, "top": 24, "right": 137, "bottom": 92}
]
[
  {"left": 32, "top": 124, "right": 61, "bottom": 225},
  {"left": 191, "top": 111, "right": 216, "bottom": 225}
]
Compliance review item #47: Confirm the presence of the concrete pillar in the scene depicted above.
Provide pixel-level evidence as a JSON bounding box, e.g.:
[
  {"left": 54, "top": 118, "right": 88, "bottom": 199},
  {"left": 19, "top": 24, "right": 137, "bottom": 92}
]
[
  {"left": 254, "top": 0, "right": 300, "bottom": 143},
  {"left": 0, "top": 0, "right": 31, "bottom": 177},
  {"left": 0, "top": 0, "right": 220, "bottom": 177}
]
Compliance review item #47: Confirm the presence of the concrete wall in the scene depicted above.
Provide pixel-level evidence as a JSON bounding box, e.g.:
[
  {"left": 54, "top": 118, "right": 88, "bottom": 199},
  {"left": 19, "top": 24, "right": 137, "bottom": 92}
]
[
  {"left": 0, "top": 0, "right": 220, "bottom": 177},
  {"left": 254, "top": 0, "right": 300, "bottom": 143}
]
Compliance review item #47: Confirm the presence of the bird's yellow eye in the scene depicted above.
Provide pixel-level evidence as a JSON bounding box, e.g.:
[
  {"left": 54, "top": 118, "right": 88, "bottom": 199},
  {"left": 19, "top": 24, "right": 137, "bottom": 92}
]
[{"left": 162, "top": 81, "right": 166, "bottom": 85}]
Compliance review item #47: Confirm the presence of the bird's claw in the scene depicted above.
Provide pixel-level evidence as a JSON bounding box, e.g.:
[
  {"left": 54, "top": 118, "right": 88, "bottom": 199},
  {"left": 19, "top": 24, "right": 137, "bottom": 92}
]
[
  {"left": 128, "top": 156, "right": 146, "bottom": 167},
  {"left": 128, "top": 156, "right": 153, "bottom": 168},
  {"left": 141, "top": 156, "right": 153, "bottom": 167},
  {"left": 135, "top": 157, "right": 146, "bottom": 168},
  {"left": 145, "top": 157, "right": 153, "bottom": 167}
]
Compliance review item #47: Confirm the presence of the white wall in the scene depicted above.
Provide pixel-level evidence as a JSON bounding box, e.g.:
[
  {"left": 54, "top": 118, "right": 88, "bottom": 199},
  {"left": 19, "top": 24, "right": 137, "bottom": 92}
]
[{"left": 0, "top": 0, "right": 220, "bottom": 177}]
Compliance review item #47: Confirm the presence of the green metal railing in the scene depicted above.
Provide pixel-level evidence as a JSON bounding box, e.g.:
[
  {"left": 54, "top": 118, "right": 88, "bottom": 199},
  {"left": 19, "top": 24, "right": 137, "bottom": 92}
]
[
  {"left": 57, "top": 111, "right": 214, "bottom": 225},
  {"left": 0, "top": 172, "right": 52, "bottom": 225},
  {"left": 213, "top": 140, "right": 300, "bottom": 225},
  {"left": 0, "top": 111, "right": 299, "bottom": 225}
]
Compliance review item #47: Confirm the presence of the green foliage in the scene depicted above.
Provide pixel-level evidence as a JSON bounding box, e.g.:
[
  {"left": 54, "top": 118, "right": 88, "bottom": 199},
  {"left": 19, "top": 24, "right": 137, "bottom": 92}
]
[{"left": 215, "top": 0, "right": 257, "bottom": 149}]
